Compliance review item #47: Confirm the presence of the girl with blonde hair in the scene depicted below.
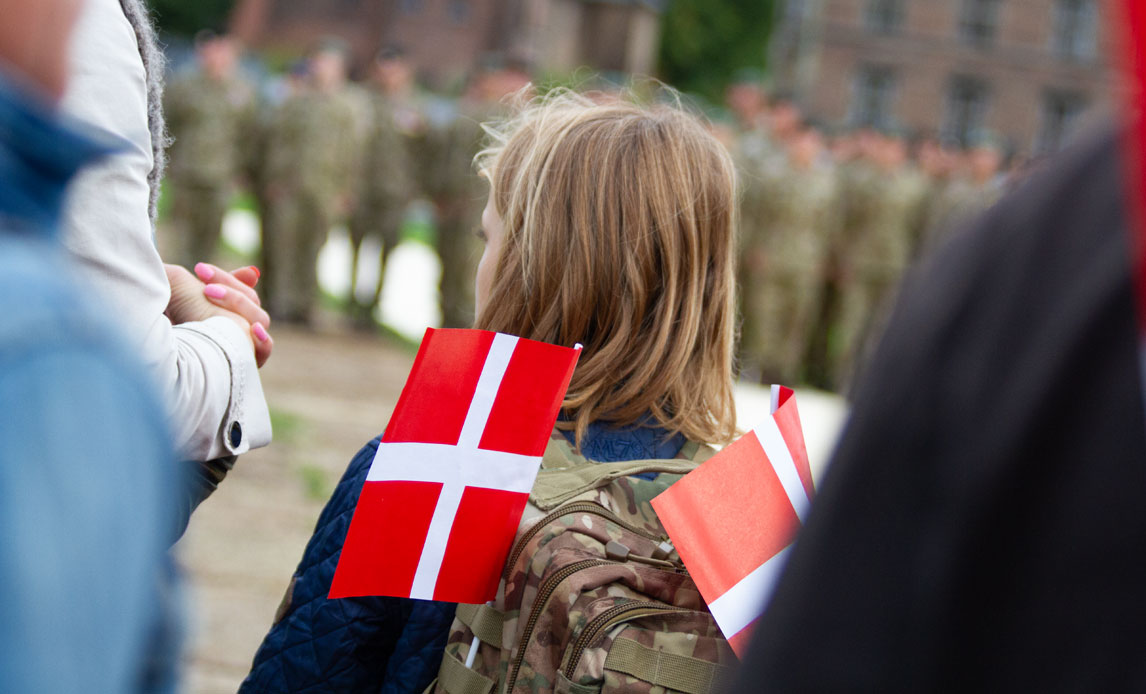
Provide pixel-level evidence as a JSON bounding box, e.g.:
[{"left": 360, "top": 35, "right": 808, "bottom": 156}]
[{"left": 242, "top": 87, "right": 740, "bottom": 694}]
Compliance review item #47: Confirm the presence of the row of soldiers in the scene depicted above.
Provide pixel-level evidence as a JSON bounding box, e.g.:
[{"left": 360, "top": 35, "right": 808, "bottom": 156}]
[
  {"left": 164, "top": 33, "right": 526, "bottom": 329},
  {"left": 728, "top": 84, "right": 1009, "bottom": 391},
  {"left": 164, "top": 33, "right": 1009, "bottom": 392}
]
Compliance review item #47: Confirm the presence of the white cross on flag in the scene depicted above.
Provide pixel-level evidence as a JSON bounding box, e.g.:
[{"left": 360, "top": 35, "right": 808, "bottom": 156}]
[
  {"left": 651, "top": 385, "right": 814, "bottom": 656},
  {"left": 329, "top": 328, "right": 580, "bottom": 603}
]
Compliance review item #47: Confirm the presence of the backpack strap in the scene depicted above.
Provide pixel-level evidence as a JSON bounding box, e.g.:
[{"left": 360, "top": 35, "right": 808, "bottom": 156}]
[
  {"left": 604, "top": 638, "right": 731, "bottom": 694},
  {"left": 455, "top": 603, "right": 504, "bottom": 649},
  {"left": 437, "top": 654, "right": 494, "bottom": 694}
]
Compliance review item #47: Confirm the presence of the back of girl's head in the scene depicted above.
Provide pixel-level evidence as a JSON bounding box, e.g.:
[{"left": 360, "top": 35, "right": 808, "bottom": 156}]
[{"left": 475, "top": 88, "right": 738, "bottom": 446}]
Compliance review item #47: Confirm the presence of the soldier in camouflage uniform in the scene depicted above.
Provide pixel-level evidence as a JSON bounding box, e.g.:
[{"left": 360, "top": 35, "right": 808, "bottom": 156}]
[
  {"left": 918, "top": 137, "right": 1004, "bottom": 256},
  {"left": 833, "top": 131, "right": 928, "bottom": 389},
  {"left": 912, "top": 136, "right": 958, "bottom": 258},
  {"left": 346, "top": 47, "right": 421, "bottom": 326},
  {"left": 733, "top": 98, "right": 788, "bottom": 382},
  {"left": 260, "top": 42, "right": 358, "bottom": 324},
  {"left": 417, "top": 68, "right": 526, "bottom": 328},
  {"left": 164, "top": 31, "right": 253, "bottom": 267},
  {"left": 739, "top": 126, "right": 839, "bottom": 385}
]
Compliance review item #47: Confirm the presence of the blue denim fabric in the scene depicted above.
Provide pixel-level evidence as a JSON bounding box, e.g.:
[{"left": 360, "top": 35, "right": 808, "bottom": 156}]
[
  {"left": 0, "top": 72, "right": 182, "bottom": 693},
  {"left": 241, "top": 421, "right": 683, "bottom": 693}
]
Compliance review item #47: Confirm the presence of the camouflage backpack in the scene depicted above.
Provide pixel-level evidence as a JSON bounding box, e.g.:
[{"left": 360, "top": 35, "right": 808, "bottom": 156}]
[{"left": 430, "top": 432, "right": 737, "bottom": 694}]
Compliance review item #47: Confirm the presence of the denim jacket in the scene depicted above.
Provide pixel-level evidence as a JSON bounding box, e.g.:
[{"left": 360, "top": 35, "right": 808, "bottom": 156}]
[{"left": 0, "top": 71, "right": 182, "bottom": 693}]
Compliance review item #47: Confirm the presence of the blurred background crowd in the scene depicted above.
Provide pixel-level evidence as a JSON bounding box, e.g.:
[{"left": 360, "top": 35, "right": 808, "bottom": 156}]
[{"left": 152, "top": 0, "right": 1114, "bottom": 394}]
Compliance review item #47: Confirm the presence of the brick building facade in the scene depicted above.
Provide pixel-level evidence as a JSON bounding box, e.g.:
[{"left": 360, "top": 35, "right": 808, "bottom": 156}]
[
  {"left": 230, "top": 0, "right": 662, "bottom": 87},
  {"left": 771, "top": 0, "right": 1116, "bottom": 154}
]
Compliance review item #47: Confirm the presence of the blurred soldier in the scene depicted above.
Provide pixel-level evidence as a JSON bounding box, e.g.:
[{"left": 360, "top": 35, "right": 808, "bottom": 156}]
[
  {"left": 922, "top": 137, "right": 1006, "bottom": 253},
  {"left": 965, "top": 135, "right": 1006, "bottom": 208},
  {"left": 725, "top": 75, "right": 774, "bottom": 164},
  {"left": 260, "top": 41, "right": 358, "bottom": 324},
  {"left": 418, "top": 66, "right": 525, "bottom": 328},
  {"left": 347, "top": 46, "right": 422, "bottom": 326},
  {"left": 164, "top": 31, "right": 253, "bottom": 267},
  {"left": 250, "top": 58, "right": 308, "bottom": 309},
  {"left": 801, "top": 129, "right": 862, "bottom": 389},
  {"left": 912, "top": 136, "right": 958, "bottom": 257},
  {"left": 741, "top": 125, "right": 839, "bottom": 385},
  {"left": 834, "top": 131, "right": 927, "bottom": 389}
]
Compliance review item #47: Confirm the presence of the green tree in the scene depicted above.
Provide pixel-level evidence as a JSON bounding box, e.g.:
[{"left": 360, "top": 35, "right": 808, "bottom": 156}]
[
  {"left": 658, "top": 0, "right": 777, "bottom": 104},
  {"left": 145, "top": 0, "right": 236, "bottom": 38}
]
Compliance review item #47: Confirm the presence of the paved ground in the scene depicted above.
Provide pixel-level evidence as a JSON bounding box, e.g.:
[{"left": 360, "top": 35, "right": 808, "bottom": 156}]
[
  {"left": 175, "top": 324, "right": 417, "bottom": 692},
  {"left": 174, "top": 323, "right": 847, "bottom": 693}
]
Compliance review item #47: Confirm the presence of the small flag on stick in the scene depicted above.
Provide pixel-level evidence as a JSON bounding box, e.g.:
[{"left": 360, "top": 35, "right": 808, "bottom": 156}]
[
  {"left": 330, "top": 328, "right": 580, "bottom": 604},
  {"left": 651, "top": 385, "right": 814, "bottom": 657}
]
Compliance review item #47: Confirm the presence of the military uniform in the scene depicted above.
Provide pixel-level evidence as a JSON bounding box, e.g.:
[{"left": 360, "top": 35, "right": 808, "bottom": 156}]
[
  {"left": 415, "top": 99, "right": 488, "bottom": 329},
  {"left": 739, "top": 156, "right": 839, "bottom": 385},
  {"left": 347, "top": 90, "right": 420, "bottom": 324},
  {"left": 260, "top": 88, "right": 358, "bottom": 323},
  {"left": 917, "top": 175, "right": 1001, "bottom": 256},
  {"left": 834, "top": 162, "right": 928, "bottom": 388},
  {"left": 164, "top": 71, "right": 254, "bottom": 267},
  {"left": 734, "top": 127, "right": 782, "bottom": 381},
  {"left": 747, "top": 158, "right": 838, "bottom": 387}
]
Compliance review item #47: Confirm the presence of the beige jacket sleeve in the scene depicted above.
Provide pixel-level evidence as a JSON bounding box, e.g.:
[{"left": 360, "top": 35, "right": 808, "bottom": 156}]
[{"left": 59, "top": 0, "right": 271, "bottom": 462}]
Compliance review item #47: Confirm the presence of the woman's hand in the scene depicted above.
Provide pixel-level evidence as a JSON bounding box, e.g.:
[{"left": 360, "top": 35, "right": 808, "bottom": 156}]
[
  {"left": 193, "top": 263, "right": 271, "bottom": 330},
  {"left": 165, "top": 264, "right": 274, "bottom": 367}
]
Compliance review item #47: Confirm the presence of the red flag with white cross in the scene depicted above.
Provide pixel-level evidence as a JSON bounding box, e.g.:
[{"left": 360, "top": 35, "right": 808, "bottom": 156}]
[
  {"left": 651, "top": 385, "right": 814, "bottom": 657},
  {"left": 329, "top": 328, "right": 580, "bottom": 603}
]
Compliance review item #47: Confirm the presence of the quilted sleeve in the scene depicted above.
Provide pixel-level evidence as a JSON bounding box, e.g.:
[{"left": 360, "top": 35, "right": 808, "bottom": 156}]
[{"left": 240, "top": 437, "right": 406, "bottom": 694}]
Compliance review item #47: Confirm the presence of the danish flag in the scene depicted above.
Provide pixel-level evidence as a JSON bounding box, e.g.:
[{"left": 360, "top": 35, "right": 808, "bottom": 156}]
[
  {"left": 651, "top": 385, "right": 814, "bottom": 657},
  {"left": 330, "top": 328, "right": 580, "bottom": 604}
]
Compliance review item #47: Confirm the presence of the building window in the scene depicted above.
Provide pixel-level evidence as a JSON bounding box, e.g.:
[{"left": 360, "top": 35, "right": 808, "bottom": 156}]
[
  {"left": 1036, "top": 90, "right": 1088, "bottom": 153},
  {"left": 942, "top": 76, "right": 990, "bottom": 147},
  {"left": 447, "top": 0, "right": 471, "bottom": 25},
  {"left": 865, "top": 0, "right": 905, "bottom": 34},
  {"left": 1052, "top": 0, "right": 1098, "bottom": 60},
  {"left": 959, "top": 0, "right": 1002, "bottom": 47},
  {"left": 849, "top": 65, "right": 897, "bottom": 130}
]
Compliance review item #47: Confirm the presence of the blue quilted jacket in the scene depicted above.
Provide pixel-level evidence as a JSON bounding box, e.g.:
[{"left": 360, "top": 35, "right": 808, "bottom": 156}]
[{"left": 241, "top": 422, "right": 683, "bottom": 693}]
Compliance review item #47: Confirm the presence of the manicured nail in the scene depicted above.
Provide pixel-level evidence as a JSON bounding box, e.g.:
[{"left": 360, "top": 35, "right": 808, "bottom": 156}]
[
  {"left": 204, "top": 284, "right": 227, "bottom": 300},
  {"left": 194, "top": 263, "right": 215, "bottom": 281},
  {"left": 248, "top": 266, "right": 261, "bottom": 279},
  {"left": 253, "top": 323, "right": 269, "bottom": 342}
]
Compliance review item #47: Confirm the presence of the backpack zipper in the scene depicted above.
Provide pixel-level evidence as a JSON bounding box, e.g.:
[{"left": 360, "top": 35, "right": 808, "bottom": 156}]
[
  {"left": 503, "top": 557, "right": 610, "bottom": 694},
  {"left": 563, "top": 601, "right": 694, "bottom": 680},
  {"left": 503, "top": 501, "right": 665, "bottom": 582}
]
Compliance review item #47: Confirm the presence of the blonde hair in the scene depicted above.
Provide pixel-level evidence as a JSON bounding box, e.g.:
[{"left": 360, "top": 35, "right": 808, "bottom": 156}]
[{"left": 475, "top": 88, "right": 738, "bottom": 447}]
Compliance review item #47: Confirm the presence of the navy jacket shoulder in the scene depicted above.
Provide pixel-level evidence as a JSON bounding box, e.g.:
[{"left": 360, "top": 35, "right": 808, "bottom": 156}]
[{"left": 241, "top": 436, "right": 455, "bottom": 694}]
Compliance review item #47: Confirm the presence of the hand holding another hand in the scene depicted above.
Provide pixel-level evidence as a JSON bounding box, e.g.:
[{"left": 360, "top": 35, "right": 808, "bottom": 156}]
[{"left": 165, "top": 263, "right": 274, "bottom": 367}]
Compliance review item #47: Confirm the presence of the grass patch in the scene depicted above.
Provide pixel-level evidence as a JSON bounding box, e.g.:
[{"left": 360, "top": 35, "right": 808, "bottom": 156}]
[
  {"left": 269, "top": 408, "right": 306, "bottom": 443},
  {"left": 401, "top": 219, "right": 436, "bottom": 246},
  {"left": 298, "top": 464, "right": 333, "bottom": 502}
]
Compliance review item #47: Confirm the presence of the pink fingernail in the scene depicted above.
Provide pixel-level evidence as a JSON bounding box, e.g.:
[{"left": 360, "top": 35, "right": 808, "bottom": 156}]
[
  {"left": 253, "top": 323, "right": 269, "bottom": 342},
  {"left": 204, "top": 284, "right": 227, "bottom": 300},
  {"left": 195, "top": 263, "right": 215, "bottom": 281}
]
